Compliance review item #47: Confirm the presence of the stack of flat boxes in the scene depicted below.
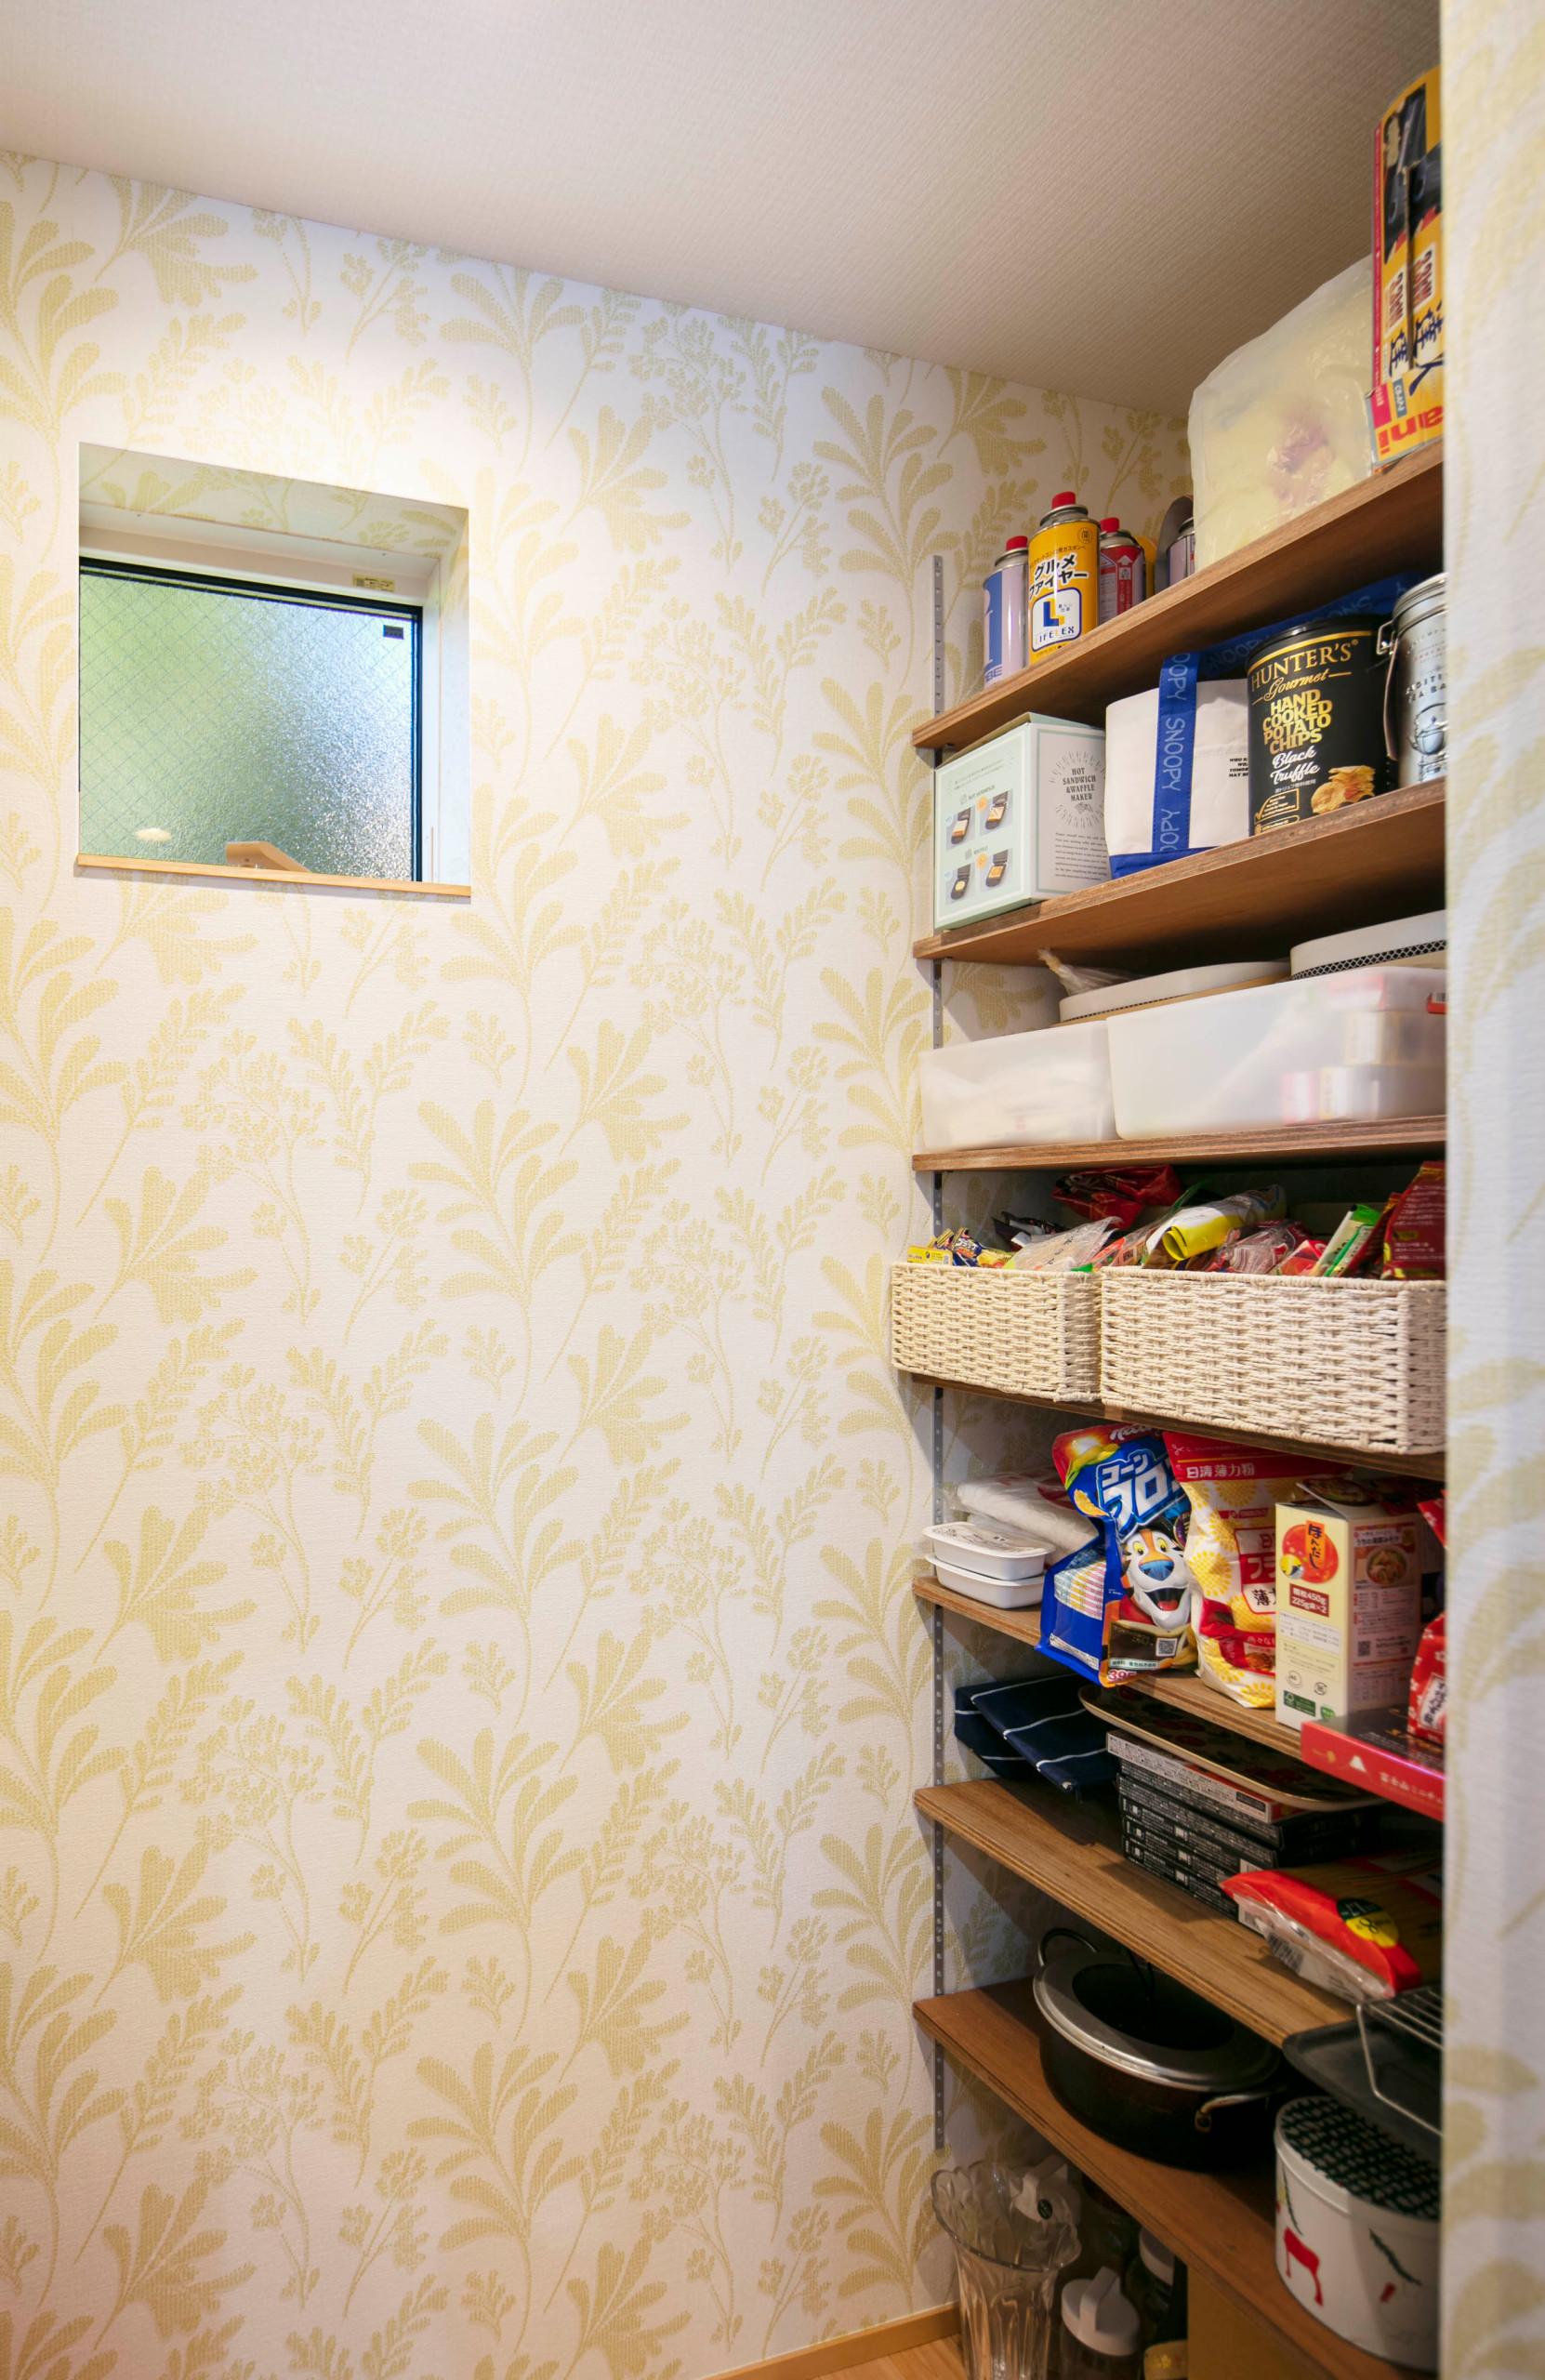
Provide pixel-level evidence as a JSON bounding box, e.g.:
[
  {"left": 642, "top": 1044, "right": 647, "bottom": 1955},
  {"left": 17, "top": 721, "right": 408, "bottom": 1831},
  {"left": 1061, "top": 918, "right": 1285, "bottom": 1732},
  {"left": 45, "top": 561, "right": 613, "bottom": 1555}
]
[{"left": 1115, "top": 1740, "right": 1380, "bottom": 1911}]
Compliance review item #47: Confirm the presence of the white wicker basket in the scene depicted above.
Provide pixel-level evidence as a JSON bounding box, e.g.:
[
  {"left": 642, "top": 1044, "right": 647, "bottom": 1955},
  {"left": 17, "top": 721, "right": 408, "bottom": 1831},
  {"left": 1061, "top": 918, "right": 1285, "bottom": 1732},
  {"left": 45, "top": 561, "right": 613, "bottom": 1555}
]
[
  {"left": 890, "top": 1263, "right": 1101, "bottom": 1402},
  {"left": 1098, "top": 1271, "right": 1446, "bottom": 1455}
]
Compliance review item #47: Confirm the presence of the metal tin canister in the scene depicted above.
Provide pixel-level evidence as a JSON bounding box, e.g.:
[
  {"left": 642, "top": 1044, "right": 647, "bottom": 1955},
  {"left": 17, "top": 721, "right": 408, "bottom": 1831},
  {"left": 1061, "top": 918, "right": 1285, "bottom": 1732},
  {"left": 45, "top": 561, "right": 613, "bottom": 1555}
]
[
  {"left": 1098, "top": 519, "right": 1146, "bottom": 624},
  {"left": 1247, "top": 616, "right": 1388, "bottom": 833},
  {"left": 1028, "top": 493, "right": 1098, "bottom": 657},
  {"left": 1379, "top": 573, "right": 1446, "bottom": 784},
  {"left": 983, "top": 535, "right": 1029, "bottom": 685}
]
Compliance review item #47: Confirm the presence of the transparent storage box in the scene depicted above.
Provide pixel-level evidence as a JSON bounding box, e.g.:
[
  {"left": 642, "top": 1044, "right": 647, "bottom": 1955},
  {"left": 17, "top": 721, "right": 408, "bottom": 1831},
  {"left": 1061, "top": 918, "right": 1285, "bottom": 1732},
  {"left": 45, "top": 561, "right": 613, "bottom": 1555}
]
[
  {"left": 918, "top": 1021, "right": 1117, "bottom": 1153},
  {"left": 1105, "top": 967, "right": 1445, "bottom": 1138}
]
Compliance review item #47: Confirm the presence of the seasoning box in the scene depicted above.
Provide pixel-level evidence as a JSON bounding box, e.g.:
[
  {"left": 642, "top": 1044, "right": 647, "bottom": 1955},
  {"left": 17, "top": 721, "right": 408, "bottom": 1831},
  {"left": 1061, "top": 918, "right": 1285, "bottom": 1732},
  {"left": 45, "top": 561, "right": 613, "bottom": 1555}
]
[
  {"left": 1274, "top": 1488, "right": 1422, "bottom": 1730},
  {"left": 933, "top": 714, "right": 1107, "bottom": 928},
  {"left": 1370, "top": 65, "right": 1442, "bottom": 465}
]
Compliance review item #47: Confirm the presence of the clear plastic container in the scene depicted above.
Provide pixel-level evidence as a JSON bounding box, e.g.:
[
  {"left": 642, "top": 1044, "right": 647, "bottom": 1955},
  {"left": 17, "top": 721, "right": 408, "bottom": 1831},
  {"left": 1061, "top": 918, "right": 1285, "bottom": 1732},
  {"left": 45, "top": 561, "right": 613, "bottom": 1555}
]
[
  {"left": 919, "top": 1020, "right": 1117, "bottom": 1152},
  {"left": 1105, "top": 966, "right": 1445, "bottom": 1138}
]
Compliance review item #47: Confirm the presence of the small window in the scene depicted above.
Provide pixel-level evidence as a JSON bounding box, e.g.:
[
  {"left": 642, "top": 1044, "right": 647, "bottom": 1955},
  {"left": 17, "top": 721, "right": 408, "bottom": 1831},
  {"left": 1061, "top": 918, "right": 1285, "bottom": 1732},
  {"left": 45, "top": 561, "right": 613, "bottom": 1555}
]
[{"left": 79, "top": 558, "right": 423, "bottom": 881}]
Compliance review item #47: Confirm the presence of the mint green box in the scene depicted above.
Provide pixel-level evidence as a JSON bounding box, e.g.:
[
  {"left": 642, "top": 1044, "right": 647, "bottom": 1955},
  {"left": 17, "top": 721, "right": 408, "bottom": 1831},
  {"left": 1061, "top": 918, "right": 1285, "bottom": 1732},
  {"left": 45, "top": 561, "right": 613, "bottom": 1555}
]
[{"left": 933, "top": 714, "right": 1107, "bottom": 931}]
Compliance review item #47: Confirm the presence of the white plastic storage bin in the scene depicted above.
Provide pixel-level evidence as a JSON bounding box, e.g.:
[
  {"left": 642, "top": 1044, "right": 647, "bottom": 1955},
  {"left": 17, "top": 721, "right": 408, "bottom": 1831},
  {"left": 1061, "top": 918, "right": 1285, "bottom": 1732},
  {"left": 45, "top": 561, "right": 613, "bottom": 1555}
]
[
  {"left": 918, "top": 1020, "right": 1117, "bottom": 1153},
  {"left": 1106, "top": 966, "right": 1444, "bottom": 1137}
]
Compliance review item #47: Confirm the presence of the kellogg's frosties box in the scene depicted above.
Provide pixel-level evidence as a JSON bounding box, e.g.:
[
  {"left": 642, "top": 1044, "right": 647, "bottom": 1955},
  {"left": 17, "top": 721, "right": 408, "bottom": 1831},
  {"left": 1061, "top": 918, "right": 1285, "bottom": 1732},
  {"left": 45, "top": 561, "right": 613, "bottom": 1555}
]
[{"left": 1275, "top": 1486, "right": 1422, "bottom": 1730}]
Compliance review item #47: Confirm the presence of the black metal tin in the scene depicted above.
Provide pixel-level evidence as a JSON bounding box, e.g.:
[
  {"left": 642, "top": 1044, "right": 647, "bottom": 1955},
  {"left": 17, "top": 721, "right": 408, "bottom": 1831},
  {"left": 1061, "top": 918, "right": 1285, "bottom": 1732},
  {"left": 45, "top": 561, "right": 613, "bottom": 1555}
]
[{"left": 1247, "top": 615, "right": 1389, "bottom": 834}]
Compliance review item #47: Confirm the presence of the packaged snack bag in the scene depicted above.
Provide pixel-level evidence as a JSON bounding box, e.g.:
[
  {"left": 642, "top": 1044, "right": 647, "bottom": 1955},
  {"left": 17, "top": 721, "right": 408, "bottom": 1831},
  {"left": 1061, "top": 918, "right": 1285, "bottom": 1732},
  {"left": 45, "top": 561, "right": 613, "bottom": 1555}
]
[
  {"left": 1407, "top": 1611, "right": 1446, "bottom": 1748},
  {"left": 1383, "top": 1158, "right": 1446, "bottom": 1277},
  {"left": 1040, "top": 1428, "right": 1200, "bottom": 1686},
  {"left": 1223, "top": 1848, "right": 1442, "bottom": 1999},
  {"left": 1165, "top": 1435, "right": 1348, "bottom": 1711}
]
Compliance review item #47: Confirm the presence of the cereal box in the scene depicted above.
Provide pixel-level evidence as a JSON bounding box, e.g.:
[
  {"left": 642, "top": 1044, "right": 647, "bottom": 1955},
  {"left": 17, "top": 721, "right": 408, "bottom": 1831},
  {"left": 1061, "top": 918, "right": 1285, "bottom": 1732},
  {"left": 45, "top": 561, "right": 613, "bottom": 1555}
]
[{"left": 1274, "top": 1487, "right": 1422, "bottom": 1729}]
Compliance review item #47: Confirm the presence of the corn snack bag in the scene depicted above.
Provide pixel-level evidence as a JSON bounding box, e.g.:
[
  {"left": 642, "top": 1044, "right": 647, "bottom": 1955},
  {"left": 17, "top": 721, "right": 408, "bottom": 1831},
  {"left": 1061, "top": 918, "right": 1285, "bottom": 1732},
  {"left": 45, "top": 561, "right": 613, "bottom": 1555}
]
[
  {"left": 1040, "top": 1428, "right": 1198, "bottom": 1686},
  {"left": 1164, "top": 1435, "right": 1347, "bottom": 1711}
]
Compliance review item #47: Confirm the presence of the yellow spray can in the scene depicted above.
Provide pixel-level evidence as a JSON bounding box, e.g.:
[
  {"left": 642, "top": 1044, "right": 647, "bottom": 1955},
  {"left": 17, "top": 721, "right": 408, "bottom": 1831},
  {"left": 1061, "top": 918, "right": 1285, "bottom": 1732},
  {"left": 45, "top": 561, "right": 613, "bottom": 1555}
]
[{"left": 1028, "top": 492, "right": 1099, "bottom": 658}]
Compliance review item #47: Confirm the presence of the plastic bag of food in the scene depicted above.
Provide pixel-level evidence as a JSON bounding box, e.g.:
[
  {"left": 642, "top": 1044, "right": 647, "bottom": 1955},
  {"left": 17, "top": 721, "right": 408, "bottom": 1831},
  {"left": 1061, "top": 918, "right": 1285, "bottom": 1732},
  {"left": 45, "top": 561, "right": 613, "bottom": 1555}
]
[
  {"left": 1039, "top": 1428, "right": 1200, "bottom": 1686},
  {"left": 1222, "top": 1849, "right": 1442, "bottom": 2000},
  {"left": 1407, "top": 1611, "right": 1446, "bottom": 1748},
  {"left": 1166, "top": 1435, "right": 1347, "bottom": 1711},
  {"left": 955, "top": 1473, "right": 1098, "bottom": 1558},
  {"left": 1190, "top": 258, "right": 1377, "bottom": 570}
]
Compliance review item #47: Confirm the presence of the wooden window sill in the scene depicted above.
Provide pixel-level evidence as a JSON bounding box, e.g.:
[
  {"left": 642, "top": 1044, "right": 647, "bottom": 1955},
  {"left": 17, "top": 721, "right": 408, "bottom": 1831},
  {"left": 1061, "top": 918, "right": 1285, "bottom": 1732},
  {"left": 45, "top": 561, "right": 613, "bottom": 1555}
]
[{"left": 75, "top": 853, "right": 469, "bottom": 898}]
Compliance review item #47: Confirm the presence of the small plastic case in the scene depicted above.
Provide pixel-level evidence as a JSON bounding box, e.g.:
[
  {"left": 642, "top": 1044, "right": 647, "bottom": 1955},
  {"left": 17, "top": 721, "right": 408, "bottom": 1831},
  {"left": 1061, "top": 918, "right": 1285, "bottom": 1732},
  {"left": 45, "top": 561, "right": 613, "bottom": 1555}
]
[{"left": 925, "top": 1520, "right": 1047, "bottom": 1607}]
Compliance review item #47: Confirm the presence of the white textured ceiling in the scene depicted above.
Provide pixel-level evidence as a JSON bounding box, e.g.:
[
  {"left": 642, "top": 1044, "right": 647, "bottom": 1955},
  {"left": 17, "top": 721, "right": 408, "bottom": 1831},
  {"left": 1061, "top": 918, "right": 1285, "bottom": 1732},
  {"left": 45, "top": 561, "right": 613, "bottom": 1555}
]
[{"left": 0, "top": 0, "right": 1439, "bottom": 414}]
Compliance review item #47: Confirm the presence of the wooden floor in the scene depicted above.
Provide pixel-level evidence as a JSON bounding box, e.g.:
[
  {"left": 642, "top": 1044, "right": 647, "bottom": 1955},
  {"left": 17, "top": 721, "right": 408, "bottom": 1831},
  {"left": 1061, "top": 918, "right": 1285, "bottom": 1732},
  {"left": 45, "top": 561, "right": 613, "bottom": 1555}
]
[{"left": 843, "top": 2342, "right": 963, "bottom": 2380}]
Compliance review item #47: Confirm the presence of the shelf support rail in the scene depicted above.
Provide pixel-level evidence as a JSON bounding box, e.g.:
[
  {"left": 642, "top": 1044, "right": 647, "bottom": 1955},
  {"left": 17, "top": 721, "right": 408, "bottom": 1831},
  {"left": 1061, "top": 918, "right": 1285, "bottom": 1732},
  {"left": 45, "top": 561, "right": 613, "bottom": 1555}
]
[{"left": 929, "top": 552, "right": 946, "bottom": 2151}]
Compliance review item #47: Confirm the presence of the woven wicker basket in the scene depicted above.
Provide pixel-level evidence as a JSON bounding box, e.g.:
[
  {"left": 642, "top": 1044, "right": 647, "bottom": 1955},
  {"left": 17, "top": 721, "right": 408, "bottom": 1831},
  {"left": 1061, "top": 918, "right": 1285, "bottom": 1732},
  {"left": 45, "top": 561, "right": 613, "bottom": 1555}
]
[
  {"left": 1099, "top": 1272, "right": 1446, "bottom": 1455},
  {"left": 890, "top": 1262, "right": 1101, "bottom": 1402}
]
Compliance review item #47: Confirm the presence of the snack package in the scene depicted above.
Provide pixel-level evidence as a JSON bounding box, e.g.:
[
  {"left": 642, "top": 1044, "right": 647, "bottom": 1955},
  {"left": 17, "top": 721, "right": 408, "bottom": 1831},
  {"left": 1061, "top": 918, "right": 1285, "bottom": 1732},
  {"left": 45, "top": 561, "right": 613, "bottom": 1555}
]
[
  {"left": 1407, "top": 1610, "right": 1446, "bottom": 1748},
  {"left": 1199, "top": 1221, "right": 1308, "bottom": 1275},
  {"left": 1010, "top": 1217, "right": 1119, "bottom": 1270},
  {"left": 1151, "top": 1186, "right": 1286, "bottom": 1267},
  {"left": 1166, "top": 1435, "right": 1344, "bottom": 1710},
  {"left": 1383, "top": 1158, "right": 1445, "bottom": 1278},
  {"left": 1053, "top": 1164, "right": 1183, "bottom": 1227},
  {"left": 1040, "top": 1428, "right": 1199, "bottom": 1686},
  {"left": 1222, "top": 1848, "right": 1442, "bottom": 2000},
  {"left": 1311, "top": 1201, "right": 1385, "bottom": 1276},
  {"left": 1276, "top": 1238, "right": 1327, "bottom": 1276}
]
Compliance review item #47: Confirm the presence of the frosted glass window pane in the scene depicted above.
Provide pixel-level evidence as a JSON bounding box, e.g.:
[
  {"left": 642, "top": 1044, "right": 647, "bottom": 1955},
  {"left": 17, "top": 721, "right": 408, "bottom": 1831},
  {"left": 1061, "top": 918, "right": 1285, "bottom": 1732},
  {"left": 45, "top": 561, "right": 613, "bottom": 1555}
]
[{"left": 79, "top": 565, "right": 419, "bottom": 879}]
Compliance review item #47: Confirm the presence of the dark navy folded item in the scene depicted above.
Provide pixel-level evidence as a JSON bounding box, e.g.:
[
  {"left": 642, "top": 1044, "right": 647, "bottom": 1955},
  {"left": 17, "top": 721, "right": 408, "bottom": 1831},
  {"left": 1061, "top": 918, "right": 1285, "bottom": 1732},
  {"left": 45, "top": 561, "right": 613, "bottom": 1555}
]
[
  {"left": 952, "top": 1711, "right": 1035, "bottom": 1779},
  {"left": 959, "top": 1673, "right": 1116, "bottom": 1796},
  {"left": 964, "top": 1674, "right": 1085, "bottom": 1735}
]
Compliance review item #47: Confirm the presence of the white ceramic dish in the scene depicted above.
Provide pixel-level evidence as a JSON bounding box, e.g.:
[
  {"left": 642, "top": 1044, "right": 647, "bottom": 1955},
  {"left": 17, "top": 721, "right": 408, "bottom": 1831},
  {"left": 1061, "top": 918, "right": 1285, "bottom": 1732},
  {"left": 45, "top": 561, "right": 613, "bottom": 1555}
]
[
  {"left": 1058, "top": 959, "right": 1287, "bottom": 1025},
  {"left": 1290, "top": 909, "right": 1446, "bottom": 978}
]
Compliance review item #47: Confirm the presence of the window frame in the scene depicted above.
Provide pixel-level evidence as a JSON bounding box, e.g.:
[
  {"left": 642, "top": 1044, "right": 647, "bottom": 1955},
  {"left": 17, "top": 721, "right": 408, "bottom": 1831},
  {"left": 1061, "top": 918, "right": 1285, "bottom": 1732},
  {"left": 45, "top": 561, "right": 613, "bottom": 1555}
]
[{"left": 78, "top": 550, "right": 427, "bottom": 883}]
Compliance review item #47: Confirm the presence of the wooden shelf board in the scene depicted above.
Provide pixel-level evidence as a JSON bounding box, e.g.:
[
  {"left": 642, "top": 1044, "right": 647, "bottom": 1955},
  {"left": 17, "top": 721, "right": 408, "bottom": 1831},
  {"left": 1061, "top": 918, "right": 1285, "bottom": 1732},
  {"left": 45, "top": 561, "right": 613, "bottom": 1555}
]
[
  {"left": 918, "top": 1777, "right": 1348, "bottom": 2043},
  {"left": 914, "top": 1113, "right": 1446, "bottom": 1173},
  {"left": 915, "top": 445, "right": 1442, "bottom": 752},
  {"left": 915, "top": 777, "right": 1445, "bottom": 972},
  {"left": 915, "top": 1978, "right": 1422, "bottom": 2380},
  {"left": 904, "top": 1372, "right": 1445, "bottom": 1479}
]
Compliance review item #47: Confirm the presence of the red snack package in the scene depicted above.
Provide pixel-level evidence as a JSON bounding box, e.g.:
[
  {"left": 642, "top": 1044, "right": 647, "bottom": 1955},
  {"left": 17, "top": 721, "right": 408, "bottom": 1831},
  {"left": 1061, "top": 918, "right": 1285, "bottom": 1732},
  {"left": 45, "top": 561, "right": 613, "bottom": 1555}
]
[
  {"left": 1407, "top": 1611, "right": 1446, "bottom": 1748},
  {"left": 1382, "top": 1159, "right": 1446, "bottom": 1278},
  {"left": 1055, "top": 1165, "right": 1183, "bottom": 1227},
  {"left": 1417, "top": 1494, "right": 1446, "bottom": 1548},
  {"left": 1224, "top": 1849, "right": 1442, "bottom": 1998},
  {"left": 1275, "top": 1239, "right": 1327, "bottom": 1276}
]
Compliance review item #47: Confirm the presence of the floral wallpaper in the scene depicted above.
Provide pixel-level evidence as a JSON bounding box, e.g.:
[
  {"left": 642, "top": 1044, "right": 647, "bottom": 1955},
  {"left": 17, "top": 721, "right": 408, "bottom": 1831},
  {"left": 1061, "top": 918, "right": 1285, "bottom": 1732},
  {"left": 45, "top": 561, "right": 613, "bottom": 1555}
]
[
  {"left": 1441, "top": 3, "right": 1545, "bottom": 2371},
  {"left": 0, "top": 155, "right": 1187, "bottom": 2379}
]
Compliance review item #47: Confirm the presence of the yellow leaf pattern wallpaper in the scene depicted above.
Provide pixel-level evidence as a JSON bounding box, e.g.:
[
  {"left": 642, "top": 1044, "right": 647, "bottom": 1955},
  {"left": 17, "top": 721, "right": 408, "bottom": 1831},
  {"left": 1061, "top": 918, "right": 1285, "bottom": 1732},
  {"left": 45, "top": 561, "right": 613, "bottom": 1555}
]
[{"left": 0, "top": 154, "right": 1188, "bottom": 2375}]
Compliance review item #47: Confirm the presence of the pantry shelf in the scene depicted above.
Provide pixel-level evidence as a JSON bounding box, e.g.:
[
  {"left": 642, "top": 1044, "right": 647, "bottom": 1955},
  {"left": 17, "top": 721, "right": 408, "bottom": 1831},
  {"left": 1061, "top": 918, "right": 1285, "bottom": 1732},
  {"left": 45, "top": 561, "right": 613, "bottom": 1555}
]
[
  {"left": 913, "top": 777, "right": 1445, "bottom": 972},
  {"left": 917, "top": 1777, "right": 1349, "bottom": 2044},
  {"left": 913, "top": 443, "right": 1442, "bottom": 754},
  {"left": 912, "top": 1572, "right": 1314, "bottom": 1761},
  {"left": 915, "top": 1977, "right": 1423, "bottom": 2380},
  {"left": 904, "top": 1371, "right": 1446, "bottom": 1480},
  {"left": 912, "top": 1113, "right": 1446, "bottom": 1173}
]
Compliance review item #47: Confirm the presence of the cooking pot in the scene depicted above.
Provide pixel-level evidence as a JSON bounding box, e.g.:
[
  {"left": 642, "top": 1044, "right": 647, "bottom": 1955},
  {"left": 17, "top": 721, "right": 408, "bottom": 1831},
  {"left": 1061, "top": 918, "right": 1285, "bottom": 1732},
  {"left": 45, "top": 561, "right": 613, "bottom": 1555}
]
[{"left": 1033, "top": 1928, "right": 1280, "bottom": 2170}]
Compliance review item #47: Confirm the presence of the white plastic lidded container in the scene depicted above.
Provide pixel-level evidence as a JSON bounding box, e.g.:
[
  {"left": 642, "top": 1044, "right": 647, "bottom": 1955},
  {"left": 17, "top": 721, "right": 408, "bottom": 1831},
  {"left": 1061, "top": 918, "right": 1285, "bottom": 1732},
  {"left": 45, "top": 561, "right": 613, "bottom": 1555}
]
[
  {"left": 1105, "top": 965, "right": 1445, "bottom": 1138},
  {"left": 1274, "top": 2097, "right": 1439, "bottom": 2369},
  {"left": 924, "top": 1520, "right": 1046, "bottom": 1609},
  {"left": 918, "top": 1019, "right": 1117, "bottom": 1152}
]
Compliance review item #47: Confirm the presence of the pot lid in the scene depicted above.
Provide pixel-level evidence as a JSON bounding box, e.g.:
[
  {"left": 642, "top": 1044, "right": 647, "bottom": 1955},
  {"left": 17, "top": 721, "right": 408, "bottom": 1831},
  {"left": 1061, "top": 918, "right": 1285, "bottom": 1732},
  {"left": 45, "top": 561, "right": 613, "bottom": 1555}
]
[
  {"left": 1035, "top": 1944, "right": 1278, "bottom": 2091},
  {"left": 1276, "top": 2096, "right": 1440, "bottom": 2222}
]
